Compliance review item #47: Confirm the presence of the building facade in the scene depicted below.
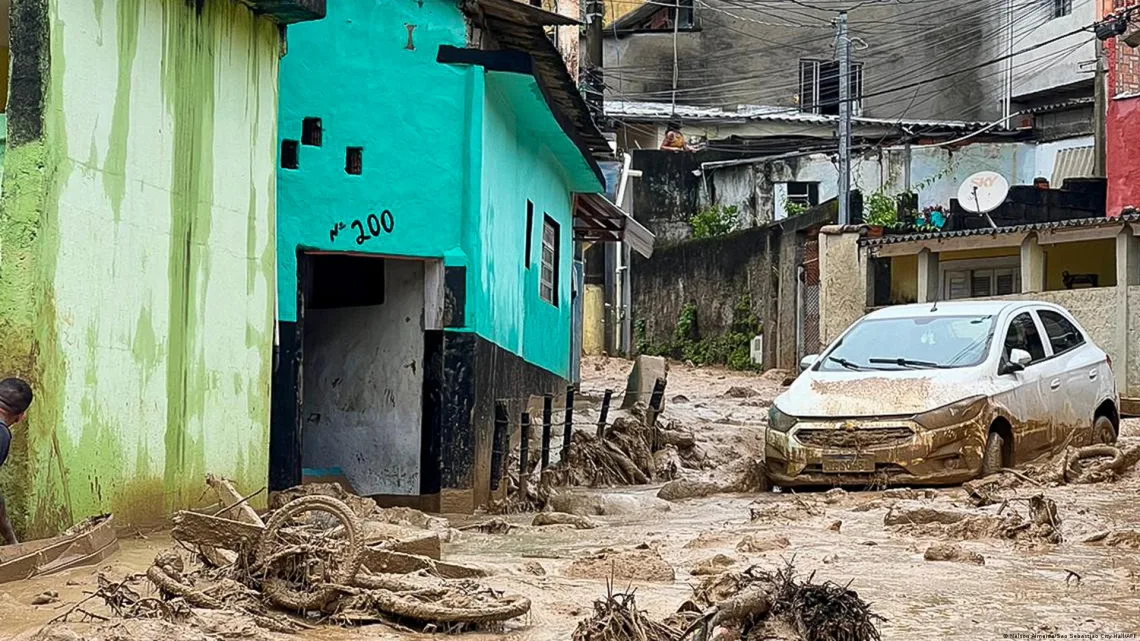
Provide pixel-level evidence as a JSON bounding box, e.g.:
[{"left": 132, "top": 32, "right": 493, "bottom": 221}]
[
  {"left": 1105, "top": 0, "right": 1140, "bottom": 217},
  {"left": 272, "top": 0, "right": 629, "bottom": 512},
  {"left": 0, "top": 0, "right": 324, "bottom": 538}
]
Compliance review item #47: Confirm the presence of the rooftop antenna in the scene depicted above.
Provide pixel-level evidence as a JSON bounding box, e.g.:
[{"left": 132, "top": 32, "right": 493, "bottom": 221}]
[{"left": 957, "top": 171, "right": 1010, "bottom": 230}]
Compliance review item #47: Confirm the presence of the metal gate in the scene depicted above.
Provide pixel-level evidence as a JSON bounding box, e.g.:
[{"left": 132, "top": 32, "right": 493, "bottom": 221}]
[{"left": 796, "top": 235, "right": 821, "bottom": 369}]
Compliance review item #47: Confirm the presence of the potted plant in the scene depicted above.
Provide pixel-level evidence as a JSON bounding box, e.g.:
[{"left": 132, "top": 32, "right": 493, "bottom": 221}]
[{"left": 863, "top": 192, "right": 897, "bottom": 238}]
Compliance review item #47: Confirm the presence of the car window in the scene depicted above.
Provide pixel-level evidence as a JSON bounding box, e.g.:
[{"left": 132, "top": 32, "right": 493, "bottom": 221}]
[
  {"left": 1038, "top": 310, "right": 1084, "bottom": 355},
  {"left": 818, "top": 315, "right": 995, "bottom": 371},
  {"left": 1003, "top": 312, "right": 1047, "bottom": 363}
]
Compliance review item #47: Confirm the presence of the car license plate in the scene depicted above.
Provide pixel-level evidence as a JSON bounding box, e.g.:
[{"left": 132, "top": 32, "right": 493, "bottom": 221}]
[{"left": 822, "top": 456, "right": 874, "bottom": 473}]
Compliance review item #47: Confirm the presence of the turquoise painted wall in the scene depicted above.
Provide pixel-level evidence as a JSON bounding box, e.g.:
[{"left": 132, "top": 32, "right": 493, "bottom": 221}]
[
  {"left": 476, "top": 75, "right": 578, "bottom": 378},
  {"left": 276, "top": 0, "right": 470, "bottom": 324},
  {"left": 277, "top": 0, "right": 601, "bottom": 380}
]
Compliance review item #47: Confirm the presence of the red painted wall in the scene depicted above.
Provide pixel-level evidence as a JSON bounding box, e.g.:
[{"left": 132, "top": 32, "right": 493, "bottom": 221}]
[
  {"left": 1106, "top": 6, "right": 1140, "bottom": 217},
  {"left": 1106, "top": 95, "right": 1140, "bottom": 217}
]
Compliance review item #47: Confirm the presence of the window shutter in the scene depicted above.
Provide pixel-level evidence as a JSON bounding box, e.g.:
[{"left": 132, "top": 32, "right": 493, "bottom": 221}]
[
  {"left": 970, "top": 270, "right": 993, "bottom": 298},
  {"left": 800, "top": 61, "right": 817, "bottom": 112},
  {"left": 946, "top": 271, "right": 971, "bottom": 300},
  {"left": 995, "top": 268, "right": 1016, "bottom": 295}
]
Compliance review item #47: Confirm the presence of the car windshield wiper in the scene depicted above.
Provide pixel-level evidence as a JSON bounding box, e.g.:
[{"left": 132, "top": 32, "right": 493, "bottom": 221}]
[
  {"left": 828, "top": 356, "right": 866, "bottom": 370},
  {"left": 867, "top": 357, "right": 949, "bottom": 369}
]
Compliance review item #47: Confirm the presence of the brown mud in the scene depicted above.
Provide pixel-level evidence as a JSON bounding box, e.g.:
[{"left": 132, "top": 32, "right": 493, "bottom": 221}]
[{"left": 4, "top": 357, "right": 1140, "bottom": 640}]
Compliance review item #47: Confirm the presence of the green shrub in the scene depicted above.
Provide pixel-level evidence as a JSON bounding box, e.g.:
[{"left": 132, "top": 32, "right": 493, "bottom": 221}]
[{"left": 690, "top": 205, "right": 739, "bottom": 239}]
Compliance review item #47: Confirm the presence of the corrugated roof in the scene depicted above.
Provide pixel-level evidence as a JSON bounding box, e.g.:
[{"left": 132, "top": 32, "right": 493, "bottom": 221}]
[
  {"left": 860, "top": 214, "right": 1140, "bottom": 247},
  {"left": 605, "top": 100, "right": 993, "bottom": 130},
  {"left": 464, "top": 0, "right": 611, "bottom": 157}
]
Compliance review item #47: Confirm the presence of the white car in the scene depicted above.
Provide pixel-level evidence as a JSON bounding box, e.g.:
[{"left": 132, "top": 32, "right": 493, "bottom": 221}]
[{"left": 765, "top": 300, "right": 1118, "bottom": 487}]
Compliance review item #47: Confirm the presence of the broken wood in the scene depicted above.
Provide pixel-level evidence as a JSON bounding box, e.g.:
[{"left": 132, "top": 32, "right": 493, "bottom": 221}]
[{"left": 205, "top": 474, "right": 264, "bottom": 526}]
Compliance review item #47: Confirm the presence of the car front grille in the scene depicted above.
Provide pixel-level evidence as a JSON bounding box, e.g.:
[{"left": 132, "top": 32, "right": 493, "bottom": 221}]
[{"left": 794, "top": 426, "right": 914, "bottom": 449}]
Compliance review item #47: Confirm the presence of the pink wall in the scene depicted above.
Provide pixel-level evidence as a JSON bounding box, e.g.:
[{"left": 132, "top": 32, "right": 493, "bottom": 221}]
[{"left": 1106, "top": 35, "right": 1140, "bottom": 217}]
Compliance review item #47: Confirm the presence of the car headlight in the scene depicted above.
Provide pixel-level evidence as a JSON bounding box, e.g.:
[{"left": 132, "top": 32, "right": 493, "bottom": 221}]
[
  {"left": 768, "top": 406, "right": 798, "bottom": 433},
  {"left": 913, "top": 395, "right": 987, "bottom": 430}
]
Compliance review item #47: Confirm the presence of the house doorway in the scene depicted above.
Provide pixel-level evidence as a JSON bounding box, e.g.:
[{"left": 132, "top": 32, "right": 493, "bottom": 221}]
[{"left": 296, "top": 253, "right": 431, "bottom": 499}]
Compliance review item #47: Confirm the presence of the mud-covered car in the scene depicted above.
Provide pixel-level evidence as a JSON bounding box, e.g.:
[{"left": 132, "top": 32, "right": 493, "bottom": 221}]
[{"left": 765, "top": 300, "right": 1118, "bottom": 487}]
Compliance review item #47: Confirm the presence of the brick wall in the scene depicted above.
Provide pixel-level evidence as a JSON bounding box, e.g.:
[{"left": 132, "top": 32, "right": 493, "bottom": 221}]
[{"left": 1112, "top": 0, "right": 1140, "bottom": 96}]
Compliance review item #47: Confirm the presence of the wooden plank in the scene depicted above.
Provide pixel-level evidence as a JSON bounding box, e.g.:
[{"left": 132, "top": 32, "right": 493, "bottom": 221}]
[
  {"left": 361, "top": 549, "right": 486, "bottom": 579},
  {"left": 205, "top": 474, "right": 264, "bottom": 526},
  {"left": 172, "top": 511, "right": 263, "bottom": 550}
]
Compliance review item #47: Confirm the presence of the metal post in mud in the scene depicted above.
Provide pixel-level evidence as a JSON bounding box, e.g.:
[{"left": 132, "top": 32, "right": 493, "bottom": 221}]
[
  {"left": 541, "top": 394, "right": 553, "bottom": 469},
  {"left": 647, "top": 377, "right": 667, "bottom": 451},
  {"left": 562, "top": 385, "right": 575, "bottom": 463},
  {"left": 596, "top": 389, "right": 613, "bottom": 439},
  {"left": 519, "top": 412, "right": 532, "bottom": 500},
  {"left": 491, "top": 401, "right": 508, "bottom": 491}
]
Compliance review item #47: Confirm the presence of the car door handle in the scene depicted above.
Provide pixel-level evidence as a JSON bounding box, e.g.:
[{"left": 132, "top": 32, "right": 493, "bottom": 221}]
[
  {"left": 1050, "top": 378, "right": 1061, "bottom": 390},
  {"left": 1089, "top": 369, "right": 1098, "bottom": 380}
]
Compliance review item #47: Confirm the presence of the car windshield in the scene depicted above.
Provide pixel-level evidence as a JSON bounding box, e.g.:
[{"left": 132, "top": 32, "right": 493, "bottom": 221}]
[{"left": 818, "top": 314, "right": 996, "bottom": 371}]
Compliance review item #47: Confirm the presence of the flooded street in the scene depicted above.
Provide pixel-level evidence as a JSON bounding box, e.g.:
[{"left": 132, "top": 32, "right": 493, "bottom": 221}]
[{"left": 5, "top": 358, "right": 1140, "bottom": 640}]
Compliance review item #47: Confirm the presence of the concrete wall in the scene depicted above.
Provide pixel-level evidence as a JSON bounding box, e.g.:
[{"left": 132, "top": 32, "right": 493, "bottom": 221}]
[
  {"left": 631, "top": 226, "right": 771, "bottom": 350},
  {"left": 1006, "top": 0, "right": 1097, "bottom": 100},
  {"left": 0, "top": 0, "right": 280, "bottom": 536},
  {"left": 604, "top": 0, "right": 1006, "bottom": 121},
  {"left": 1106, "top": 28, "right": 1140, "bottom": 217},
  {"left": 276, "top": 0, "right": 469, "bottom": 325},
  {"left": 278, "top": 1, "right": 593, "bottom": 380},
  {"left": 699, "top": 140, "right": 1096, "bottom": 232},
  {"left": 818, "top": 229, "right": 871, "bottom": 347},
  {"left": 301, "top": 260, "right": 425, "bottom": 496},
  {"left": 476, "top": 74, "right": 581, "bottom": 379}
]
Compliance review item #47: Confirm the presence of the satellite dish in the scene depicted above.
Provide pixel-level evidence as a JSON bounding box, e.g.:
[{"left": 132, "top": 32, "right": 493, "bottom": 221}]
[{"left": 957, "top": 171, "right": 1009, "bottom": 229}]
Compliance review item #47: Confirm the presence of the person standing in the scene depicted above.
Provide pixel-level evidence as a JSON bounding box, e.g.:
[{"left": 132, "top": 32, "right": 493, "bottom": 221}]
[{"left": 0, "top": 377, "right": 33, "bottom": 545}]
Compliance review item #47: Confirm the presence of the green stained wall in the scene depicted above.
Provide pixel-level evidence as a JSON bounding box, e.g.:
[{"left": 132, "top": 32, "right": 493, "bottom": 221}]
[
  {"left": 277, "top": 0, "right": 601, "bottom": 380},
  {"left": 0, "top": 0, "right": 280, "bottom": 536}
]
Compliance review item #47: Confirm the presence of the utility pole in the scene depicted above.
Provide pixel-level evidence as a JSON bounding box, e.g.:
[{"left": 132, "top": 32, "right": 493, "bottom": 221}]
[
  {"left": 837, "top": 12, "right": 852, "bottom": 225},
  {"left": 1094, "top": 39, "right": 1107, "bottom": 177},
  {"left": 583, "top": 0, "right": 604, "bottom": 120}
]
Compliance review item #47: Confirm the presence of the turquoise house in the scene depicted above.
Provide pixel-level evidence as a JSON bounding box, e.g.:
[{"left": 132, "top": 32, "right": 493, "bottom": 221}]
[{"left": 272, "top": 0, "right": 641, "bottom": 511}]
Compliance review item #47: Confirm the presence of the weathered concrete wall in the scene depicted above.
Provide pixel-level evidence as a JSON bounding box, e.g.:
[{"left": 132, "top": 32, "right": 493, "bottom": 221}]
[
  {"left": 818, "top": 228, "right": 870, "bottom": 347},
  {"left": 301, "top": 260, "right": 426, "bottom": 496},
  {"left": 1006, "top": 0, "right": 1096, "bottom": 100},
  {"left": 0, "top": 0, "right": 280, "bottom": 536},
  {"left": 604, "top": 0, "right": 1004, "bottom": 121},
  {"left": 1128, "top": 286, "right": 1140, "bottom": 398},
  {"left": 630, "top": 226, "right": 771, "bottom": 349}
]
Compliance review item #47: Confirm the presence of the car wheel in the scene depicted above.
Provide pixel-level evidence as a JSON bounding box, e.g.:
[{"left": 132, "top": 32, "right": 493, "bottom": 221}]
[
  {"left": 981, "top": 431, "right": 1005, "bottom": 477},
  {"left": 1093, "top": 415, "right": 1117, "bottom": 445}
]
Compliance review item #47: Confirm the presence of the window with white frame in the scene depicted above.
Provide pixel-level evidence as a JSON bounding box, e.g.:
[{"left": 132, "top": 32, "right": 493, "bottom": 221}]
[
  {"left": 799, "top": 59, "right": 863, "bottom": 116},
  {"left": 1053, "top": 0, "right": 1071, "bottom": 19},
  {"left": 540, "top": 216, "right": 559, "bottom": 305},
  {"left": 942, "top": 258, "right": 1020, "bottom": 300}
]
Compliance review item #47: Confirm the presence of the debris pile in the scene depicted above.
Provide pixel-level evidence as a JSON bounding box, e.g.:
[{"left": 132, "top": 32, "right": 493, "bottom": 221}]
[
  {"left": 566, "top": 545, "right": 677, "bottom": 583},
  {"left": 571, "top": 563, "right": 884, "bottom": 641},
  {"left": 885, "top": 495, "right": 1062, "bottom": 544},
  {"left": 571, "top": 590, "right": 681, "bottom": 641},
  {"left": 47, "top": 477, "right": 530, "bottom": 636}
]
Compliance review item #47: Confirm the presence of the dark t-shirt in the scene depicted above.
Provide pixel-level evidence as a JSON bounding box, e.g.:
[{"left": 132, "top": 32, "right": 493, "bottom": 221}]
[{"left": 0, "top": 421, "right": 10, "bottom": 468}]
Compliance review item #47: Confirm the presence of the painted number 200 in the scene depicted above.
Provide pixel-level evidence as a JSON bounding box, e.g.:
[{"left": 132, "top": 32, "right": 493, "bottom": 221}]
[{"left": 352, "top": 210, "right": 395, "bottom": 245}]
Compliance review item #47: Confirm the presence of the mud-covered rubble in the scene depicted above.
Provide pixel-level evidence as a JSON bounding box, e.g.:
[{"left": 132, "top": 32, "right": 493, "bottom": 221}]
[
  {"left": 565, "top": 545, "right": 676, "bottom": 583},
  {"left": 571, "top": 563, "right": 883, "bottom": 641},
  {"left": 34, "top": 477, "right": 531, "bottom": 640},
  {"left": 884, "top": 495, "right": 1063, "bottom": 543}
]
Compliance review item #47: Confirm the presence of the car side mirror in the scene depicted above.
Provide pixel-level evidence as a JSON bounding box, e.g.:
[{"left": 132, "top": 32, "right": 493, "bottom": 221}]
[
  {"left": 800, "top": 354, "right": 819, "bottom": 371},
  {"left": 1001, "top": 348, "right": 1032, "bottom": 374}
]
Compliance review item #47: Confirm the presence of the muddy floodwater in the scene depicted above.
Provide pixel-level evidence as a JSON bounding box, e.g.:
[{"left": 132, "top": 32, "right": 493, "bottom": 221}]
[{"left": 4, "top": 359, "right": 1140, "bottom": 640}]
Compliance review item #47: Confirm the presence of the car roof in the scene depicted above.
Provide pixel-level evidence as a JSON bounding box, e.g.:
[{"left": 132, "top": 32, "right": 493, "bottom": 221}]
[{"left": 864, "top": 299, "right": 1055, "bottom": 320}]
